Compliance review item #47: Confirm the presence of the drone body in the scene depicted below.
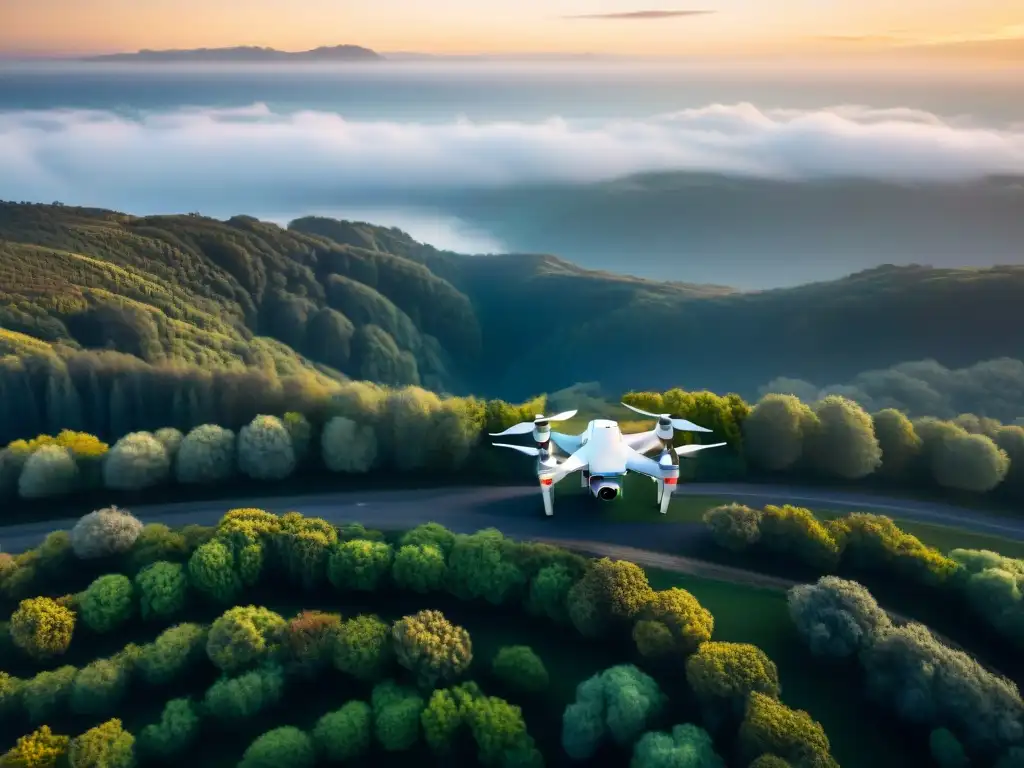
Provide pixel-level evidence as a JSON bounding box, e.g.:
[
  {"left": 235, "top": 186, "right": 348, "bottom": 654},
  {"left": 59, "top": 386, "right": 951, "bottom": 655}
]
[{"left": 491, "top": 403, "right": 727, "bottom": 516}]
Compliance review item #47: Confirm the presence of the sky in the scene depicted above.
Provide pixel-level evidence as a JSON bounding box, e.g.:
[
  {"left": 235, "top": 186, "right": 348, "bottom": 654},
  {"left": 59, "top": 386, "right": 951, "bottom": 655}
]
[{"left": 1, "top": 0, "right": 1022, "bottom": 59}]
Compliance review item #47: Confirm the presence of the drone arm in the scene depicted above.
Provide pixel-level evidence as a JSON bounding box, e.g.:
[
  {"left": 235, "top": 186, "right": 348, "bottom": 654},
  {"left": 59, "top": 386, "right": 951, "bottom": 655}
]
[{"left": 624, "top": 429, "right": 662, "bottom": 455}]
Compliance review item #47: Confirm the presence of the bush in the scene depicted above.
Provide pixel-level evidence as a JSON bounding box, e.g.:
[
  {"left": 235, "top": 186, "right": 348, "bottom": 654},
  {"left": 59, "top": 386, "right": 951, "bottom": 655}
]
[
  {"left": 273, "top": 513, "right": 338, "bottom": 588},
  {"left": 137, "top": 697, "right": 200, "bottom": 762},
  {"left": 743, "top": 394, "right": 818, "bottom": 472},
  {"left": 392, "top": 544, "right": 447, "bottom": 593},
  {"left": 10, "top": 597, "right": 75, "bottom": 659},
  {"left": 187, "top": 538, "right": 243, "bottom": 604},
  {"left": 462, "top": 693, "right": 542, "bottom": 767},
  {"left": 685, "top": 642, "right": 781, "bottom": 722},
  {"left": 873, "top": 409, "right": 922, "bottom": 478},
  {"left": 312, "top": 700, "right": 372, "bottom": 762},
  {"left": 400, "top": 523, "right": 457, "bottom": 557},
  {"left": 79, "top": 574, "right": 134, "bottom": 634},
  {"left": 631, "top": 723, "right": 724, "bottom": 768},
  {"left": 333, "top": 614, "right": 394, "bottom": 682},
  {"left": 830, "top": 513, "right": 958, "bottom": 587},
  {"left": 738, "top": 692, "right": 837, "bottom": 768},
  {"left": 932, "top": 432, "right": 1011, "bottom": 493},
  {"left": 175, "top": 424, "right": 236, "bottom": 484},
  {"left": 202, "top": 665, "right": 285, "bottom": 722},
  {"left": 807, "top": 396, "right": 882, "bottom": 480},
  {"left": 206, "top": 605, "right": 286, "bottom": 674},
  {"left": 21, "top": 665, "right": 76, "bottom": 725},
  {"left": 393, "top": 610, "right": 473, "bottom": 689},
  {"left": 70, "top": 506, "right": 144, "bottom": 559},
  {"left": 239, "top": 726, "right": 314, "bottom": 768},
  {"left": 69, "top": 658, "right": 130, "bottom": 716},
  {"left": 124, "top": 524, "right": 189, "bottom": 572},
  {"left": 492, "top": 646, "right": 549, "bottom": 693},
  {"left": 237, "top": 415, "right": 296, "bottom": 481},
  {"left": 103, "top": 431, "right": 171, "bottom": 491},
  {"left": 787, "top": 577, "right": 892, "bottom": 658},
  {"left": 372, "top": 681, "right": 426, "bottom": 752},
  {"left": 446, "top": 529, "right": 526, "bottom": 605},
  {"left": 633, "top": 588, "right": 714, "bottom": 661},
  {"left": 421, "top": 683, "right": 481, "bottom": 756},
  {"left": 283, "top": 610, "right": 342, "bottom": 675},
  {"left": 562, "top": 665, "right": 667, "bottom": 760},
  {"left": 154, "top": 427, "right": 184, "bottom": 459},
  {"left": 67, "top": 718, "right": 134, "bottom": 768},
  {"left": 703, "top": 504, "right": 762, "bottom": 552},
  {"left": 321, "top": 416, "right": 378, "bottom": 473},
  {"left": 137, "top": 623, "right": 207, "bottom": 686},
  {"left": 135, "top": 561, "right": 188, "bottom": 621},
  {"left": 930, "top": 728, "right": 969, "bottom": 768},
  {"left": 0, "top": 725, "right": 69, "bottom": 767},
  {"left": 526, "top": 563, "right": 576, "bottom": 624},
  {"left": 327, "top": 539, "right": 394, "bottom": 591},
  {"left": 18, "top": 444, "right": 79, "bottom": 499},
  {"left": 283, "top": 412, "right": 313, "bottom": 461},
  {"left": 759, "top": 505, "right": 841, "bottom": 571},
  {"left": 568, "top": 558, "right": 654, "bottom": 637}
]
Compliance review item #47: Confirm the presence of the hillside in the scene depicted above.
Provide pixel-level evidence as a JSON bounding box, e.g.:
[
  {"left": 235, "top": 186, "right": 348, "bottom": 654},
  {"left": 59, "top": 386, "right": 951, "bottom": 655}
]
[
  {"left": 81, "top": 45, "right": 382, "bottom": 63},
  {"left": 1, "top": 202, "right": 1022, "bottom": 409}
]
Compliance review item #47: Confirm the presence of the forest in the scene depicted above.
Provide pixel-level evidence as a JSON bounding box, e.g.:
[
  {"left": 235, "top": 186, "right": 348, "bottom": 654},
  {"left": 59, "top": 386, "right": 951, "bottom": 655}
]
[{"left": 2, "top": 201, "right": 1024, "bottom": 402}]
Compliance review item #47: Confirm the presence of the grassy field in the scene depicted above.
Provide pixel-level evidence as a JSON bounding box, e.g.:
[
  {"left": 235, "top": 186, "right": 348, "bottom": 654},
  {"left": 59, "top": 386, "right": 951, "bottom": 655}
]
[{"left": 646, "top": 569, "right": 921, "bottom": 768}]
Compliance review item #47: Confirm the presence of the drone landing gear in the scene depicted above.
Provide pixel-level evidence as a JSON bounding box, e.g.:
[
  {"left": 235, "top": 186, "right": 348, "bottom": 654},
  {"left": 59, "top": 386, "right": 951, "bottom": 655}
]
[{"left": 540, "top": 477, "right": 554, "bottom": 517}]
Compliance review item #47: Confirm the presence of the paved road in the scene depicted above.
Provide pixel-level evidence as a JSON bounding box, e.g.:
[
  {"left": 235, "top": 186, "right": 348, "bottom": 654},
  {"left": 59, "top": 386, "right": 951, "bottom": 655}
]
[{"left": 1, "top": 482, "right": 1021, "bottom": 556}]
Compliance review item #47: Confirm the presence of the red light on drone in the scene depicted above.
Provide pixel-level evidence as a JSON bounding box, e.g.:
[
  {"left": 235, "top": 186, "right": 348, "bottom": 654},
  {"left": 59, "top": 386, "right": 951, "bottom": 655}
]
[
  {"left": 664, "top": 477, "right": 677, "bottom": 485},
  {"left": 540, "top": 478, "right": 553, "bottom": 486}
]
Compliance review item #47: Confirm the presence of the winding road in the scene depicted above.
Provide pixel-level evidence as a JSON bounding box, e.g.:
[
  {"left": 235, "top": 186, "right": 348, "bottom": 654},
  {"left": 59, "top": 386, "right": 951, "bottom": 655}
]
[{"left": 2, "top": 481, "right": 1021, "bottom": 561}]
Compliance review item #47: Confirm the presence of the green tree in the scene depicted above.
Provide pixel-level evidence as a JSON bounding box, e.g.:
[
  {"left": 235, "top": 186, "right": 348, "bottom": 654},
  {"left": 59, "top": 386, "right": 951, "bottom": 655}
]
[
  {"left": 807, "top": 396, "right": 882, "bottom": 480},
  {"left": 333, "top": 615, "right": 394, "bottom": 682},
  {"left": 392, "top": 610, "right": 473, "bottom": 689},
  {"left": 328, "top": 539, "right": 394, "bottom": 591},
  {"left": 492, "top": 646, "right": 549, "bottom": 693},
  {"left": 312, "top": 701, "right": 372, "bottom": 763},
  {"left": 392, "top": 544, "right": 447, "bottom": 593},
  {"left": 743, "top": 394, "right": 818, "bottom": 472},
  {"left": 238, "top": 726, "right": 314, "bottom": 768},
  {"left": 79, "top": 574, "right": 135, "bottom": 634}
]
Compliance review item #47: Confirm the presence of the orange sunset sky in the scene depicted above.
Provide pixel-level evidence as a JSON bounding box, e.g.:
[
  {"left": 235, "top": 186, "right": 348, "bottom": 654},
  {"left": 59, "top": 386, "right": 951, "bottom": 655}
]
[{"left": 1, "top": 0, "right": 1022, "bottom": 60}]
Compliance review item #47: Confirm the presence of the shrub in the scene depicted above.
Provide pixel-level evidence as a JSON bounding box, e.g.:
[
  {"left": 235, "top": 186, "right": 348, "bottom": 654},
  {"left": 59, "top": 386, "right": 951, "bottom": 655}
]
[
  {"left": 10, "top": 597, "right": 75, "bottom": 659},
  {"left": 18, "top": 444, "right": 79, "bottom": 499},
  {"left": 154, "top": 427, "right": 184, "bottom": 459},
  {"left": 633, "top": 588, "right": 714, "bottom": 661},
  {"left": 568, "top": 558, "right": 654, "bottom": 637},
  {"left": 238, "top": 726, "right": 314, "bottom": 768},
  {"left": 67, "top": 718, "right": 134, "bottom": 768},
  {"left": 103, "top": 431, "right": 171, "bottom": 491},
  {"left": 137, "top": 698, "right": 200, "bottom": 762},
  {"left": 137, "top": 623, "right": 207, "bottom": 686},
  {"left": 930, "top": 728, "right": 969, "bottom": 768},
  {"left": 202, "top": 665, "right": 285, "bottom": 722},
  {"left": 807, "top": 395, "right": 882, "bottom": 480},
  {"left": 321, "top": 416, "right": 378, "bottom": 473},
  {"left": 873, "top": 409, "right": 922, "bottom": 478},
  {"left": 237, "top": 415, "right": 296, "bottom": 481},
  {"left": 175, "top": 424, "right": 236, "bottom": 484},
  {"left": 333, "top": 614, "right": 394, "bottom": 682},
  {"left": 393, "top": 610, "right": 473, "bottom": 689},
  {"left": 492, "top": 646, "right": 549, "bottom": 693},
  {"left": 446, "top": 529, "right": 526, "bottom": 605},
  {"left": 631, "top": 723, "right": 724, "bottom": 768},
  {"left": 463, "top": 693, "right": 542, "bottom": 767},
  {"left": 685, "top": 642, "right": 781, "bottom": 722},
  {"left": 312, "top": 700, "right": 372, "bottom": 762},
  {"left": 830, "top": 513, "right": 959, "bottom": 587},
  {"left": 280, "top": 610, "right": 342, "bottom": 676},
  {"left": 421, "top": 683, "right": 482, "bottom": 756},
  {"left": 759, "top": 505, "right": 841, "bottom": 571},
  {"left": 124, "top": 524, "right": 189, "bottom": 572},
  {"left": 69, "top": 658, "right": 130, "bottom": 716},
  {"left": 932, "top": 432, "right": 1011, "bottom": 493},
  {"left": 392, "top": 544, "right": 447, "bottom": 593},
  {"left": 328, "top": 539, "right": 394, "bottom": 591},
  {"left": 135, "top": 561, "right": 188, "bottom": 621},
  {"left": 274, "top": 513, "right": 339, "bottom": 588},
  {"left": 399, "top": 523, "right": 457, "bottom": 557},
  {"left": 187, "top": 538, "right": 243, "bottom": 604},
  {"left": 787, "top": 576, "right": 892, "bottom": 658},
  {"left": 738, "top": 692, "right": 837, "bottom": 768},
  {"left": 70, "top": 506, "right": 143, "bottom": 559},
  {"left": 0, "top": 725, "right": 69, "bottom": 767},
  {"left": 283, "top": 412, "right": 313, "bottom": 461},
  {"left": 0, "top": 672, "right": 22, "bottom": 720},
  {"left": 206, "top": 605, "right": 286, "bottom": 674},
  {"left": 562, "top": 665, "right": 666, "bottom": 760},
  {"left": 79, "top": 574, "right": 134, "bottom": 634},
  {"left": 371, "top": 681, "right": 425, "bottom": 752},
  {"left": 526, "top": 563, "right": 576, "bottom": 624},
  {"left": 21, "top": 665, "right": 76, "bottom": 725},
  {"left": 703, "top": 504, "right": 762, "bottom": 553},
  {"left": 743, "top": 394, "right": 818, "bottom": 472}
]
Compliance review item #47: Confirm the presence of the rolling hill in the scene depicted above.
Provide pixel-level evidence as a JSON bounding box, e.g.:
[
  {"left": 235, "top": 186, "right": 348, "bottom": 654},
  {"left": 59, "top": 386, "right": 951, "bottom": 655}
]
[{"left": 1, "top": 201, "right": 1022, "bottom": 410}]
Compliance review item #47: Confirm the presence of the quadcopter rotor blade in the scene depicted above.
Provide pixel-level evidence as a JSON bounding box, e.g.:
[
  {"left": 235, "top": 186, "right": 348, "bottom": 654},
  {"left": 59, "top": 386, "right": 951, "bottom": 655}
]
[
  {"left": 670, "top": 418, "right": 713, "bottom": 433},
  {"left": 492, "top": 443, "right": 542, "bottom": 457},
  {"left": 544, "top": 409, "right": 578, "bottom": 423},
  {"left": 621, "top": 402, "right": 660, "bottom": 419},
  {"left": 489, "top": 422, "right": 537, "bottom": 437},
  {"left": 675, "top": 442, "right": 728, "bottom": 456}
]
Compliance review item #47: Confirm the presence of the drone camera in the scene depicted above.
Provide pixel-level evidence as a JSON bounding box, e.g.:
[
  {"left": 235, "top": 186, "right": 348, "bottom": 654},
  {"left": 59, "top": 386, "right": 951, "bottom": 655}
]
[{"left": 590, "top": 476, "right": 620, "bottom": 501}]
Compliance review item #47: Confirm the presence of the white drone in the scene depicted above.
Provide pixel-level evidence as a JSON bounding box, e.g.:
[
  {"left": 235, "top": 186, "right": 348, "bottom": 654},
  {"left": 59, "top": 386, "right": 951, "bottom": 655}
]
[{"left": 490, "top": 402, "right": 727, "bottom": 516}]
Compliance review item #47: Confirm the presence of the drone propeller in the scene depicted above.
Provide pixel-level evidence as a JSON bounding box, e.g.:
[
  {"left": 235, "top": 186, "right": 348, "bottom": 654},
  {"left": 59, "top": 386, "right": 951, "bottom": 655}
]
[
  {"left": 621, "top": 402, "right": 712, "bottom": 433},
  {"left": 675, "top": 442, "right": 728, "bottom": 456},
  {"left": 489, "top": 410, "right": 578, "bottom": 437},
  {"left": 491, "top": 443, "right": 543, "bottom": 457}
]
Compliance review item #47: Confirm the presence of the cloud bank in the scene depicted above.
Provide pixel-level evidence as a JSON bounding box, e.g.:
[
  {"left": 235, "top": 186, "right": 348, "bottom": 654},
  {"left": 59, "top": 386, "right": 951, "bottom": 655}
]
[
  {"left": 1, "top": 102, "right": 1023, "bottom": 217},
  {"left": 563, "top": 10, "right": 714, "bottom": 20}
]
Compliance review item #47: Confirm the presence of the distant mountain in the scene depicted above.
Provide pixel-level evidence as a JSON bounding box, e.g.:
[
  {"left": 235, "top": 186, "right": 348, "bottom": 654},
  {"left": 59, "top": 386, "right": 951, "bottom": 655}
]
[{"left": 81, "top": 45, "right": 382, "bottom": 63}]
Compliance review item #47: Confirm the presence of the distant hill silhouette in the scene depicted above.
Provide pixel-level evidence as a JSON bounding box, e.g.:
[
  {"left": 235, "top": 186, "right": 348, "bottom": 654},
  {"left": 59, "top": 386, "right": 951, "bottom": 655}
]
[{"left": 82, "top": 45, "right": 382, "bottom": 63}]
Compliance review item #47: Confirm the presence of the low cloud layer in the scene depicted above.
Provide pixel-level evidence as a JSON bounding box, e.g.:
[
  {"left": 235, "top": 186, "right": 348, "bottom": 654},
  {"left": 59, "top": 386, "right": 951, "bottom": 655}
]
[
  {"left": 563, "top": 10, "right": 713, "bottom": 19},
  {"left": 1, "top": 102, "right": 1023, "bottom": 216}
]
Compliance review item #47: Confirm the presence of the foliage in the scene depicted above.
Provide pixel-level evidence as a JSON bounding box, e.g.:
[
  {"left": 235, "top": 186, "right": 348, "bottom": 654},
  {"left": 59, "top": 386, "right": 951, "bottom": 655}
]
[
  {"left": 630, "top": 724, "right": 724, "bottom": 768},
  {"left": 312, "top": 701, "right": 372, "bottom": 763},
  {"left": 787, "top": 577, "right": 892, "bottom": 658},
  {"left": 79, "top": 574, "right": 135, "bottom": 633},
  {"left": 175, "top": 424, "right": 236, "bottom": 484},
  {"left": 633, "top": 588, "right": 714, "bottom": 661},
  {"left": 371, "top": 680, "right": 425, "bottom": 752},
  {"left": 685, "top": 642, "right": 781, "bottom": 721},
  {"left": 186, "top": 537, "right": 245, "bottom": 604},
  {"left": 446, "top": 529, "right": 526, "bottom": 605},
  {"left": 327, "top": 539, "right": 393, "bottom": 591},
  {"left": 282, "top": 610, "right": 342, "bottom": 675},
  {"left": 392, "top": 609, "right": 473, "bottom": 689},
  {"left": 237, "top": 415, "right": 297, "bottom": 481},
  {"left": 70, "top": 507, "right": 144, "bottom": 559},
  {"left": 872, "top": 409, "right": 922, "bottom": 478},
  {"left": 135, "top": 561, "right": 188, "bottom": 621},
  {"left": 703, "top": 504, "right": 762, "bottom": 553},
  {"left": 400, "top": 523, "right": 457, "bottom": 557},
  {"left": 206, "top": 605, "right": 286, "bottom": 674},
  {"left": 806, "top": 395, "right": 882, "bottom": 480},
  {"left": 238, "top": 726, "right": 314, "bottom": 768},
  {"left": 0, "top": 725, "right": 69, "bottom": 768},
  {"left": 137, "top": 698, "right": 200, "bottom": 762},
  {"left": 321, "top": 416, "right": 378, "bottom": 473},
  {"left": 333, "top": 614, "right": 394, "bottom": 682},
  {"left": 10, "top": 597, "right": 75, "bottom": 659},
  {"left": 392, "top": 544, "right": 447, "bottom": 593},
  {"left": 739, "top": 692, "right": 837, "bottom": 768},
  {"left": 743, "top": 394, "right": 818, "bottom": 472},
  {"left": 18, "top": 445, "right": 79, "bottom": 499},
  {"left": 526, "top": 563, "right": 577, "bottom": 624},
  {"left": 202, "top": 664, "right": 285, "bottom": 722},
  {"left": 137, "top": 623, "right": 207, "bottom": 686},
  {"left": 273, "top": 513, "right": 338, "bottom": 588},
  {"left": 492, "top": 645, "right": 549, "bottom": 693},
  {"left": 103, "top": 431, "right": 171, "bottom": 491},
  {"left": 568, "top": 557, "right": 654, "bottom": 637},
  {"left": 66, "top": 718, "right": 134, "bottom": 768}
]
